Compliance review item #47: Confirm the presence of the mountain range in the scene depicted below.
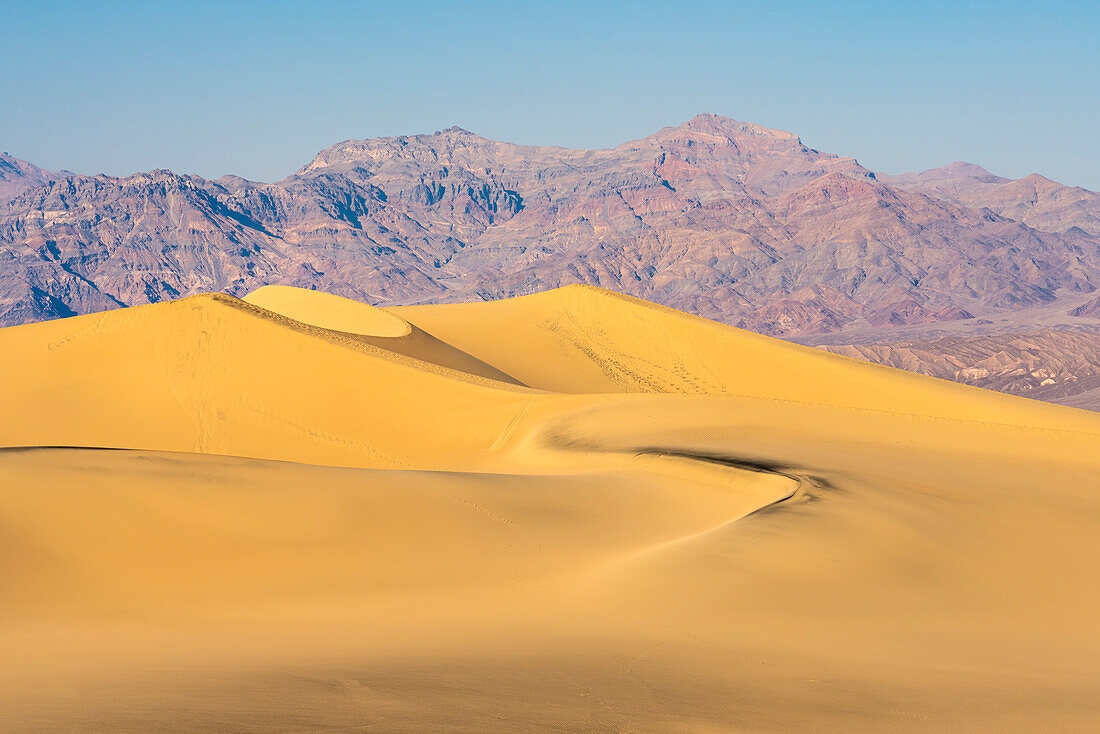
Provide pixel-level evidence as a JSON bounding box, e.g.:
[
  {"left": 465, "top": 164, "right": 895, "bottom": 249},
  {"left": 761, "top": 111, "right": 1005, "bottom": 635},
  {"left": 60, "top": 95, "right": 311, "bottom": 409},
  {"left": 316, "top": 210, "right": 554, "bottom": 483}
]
[{"left": 3, "top": 113, "right": 1100, "bottom": 337}]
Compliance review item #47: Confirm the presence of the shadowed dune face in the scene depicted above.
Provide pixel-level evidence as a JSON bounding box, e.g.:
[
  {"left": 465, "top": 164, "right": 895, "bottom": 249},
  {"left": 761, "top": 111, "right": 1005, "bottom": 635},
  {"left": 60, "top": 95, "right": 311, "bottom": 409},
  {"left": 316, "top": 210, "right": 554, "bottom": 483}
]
[
  {"left": 245, "top": 284, "right": 526, "bottom": 386},
  {"left": 1, "top": 285, "right": 1098, "bottom": 732}
]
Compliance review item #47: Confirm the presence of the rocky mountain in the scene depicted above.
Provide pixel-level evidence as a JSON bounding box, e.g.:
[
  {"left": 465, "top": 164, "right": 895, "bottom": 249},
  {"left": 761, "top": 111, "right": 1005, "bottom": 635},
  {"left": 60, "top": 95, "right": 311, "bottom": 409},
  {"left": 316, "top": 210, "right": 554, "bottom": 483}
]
[
  {"left": 879, "top": 162, "right": 1100, "bottom": 236},
  {"left": 1069, "top": 293, "right": 1100, "bottom": 318},
  {"left": 0, "top": 153, "right": 61, "bottom": 203},
  {"left": 823, "top": 327, "right": 1100, "bottom": 411},
  {"left": 3, "top": 114, "right": 1100, "bottom": 335}
]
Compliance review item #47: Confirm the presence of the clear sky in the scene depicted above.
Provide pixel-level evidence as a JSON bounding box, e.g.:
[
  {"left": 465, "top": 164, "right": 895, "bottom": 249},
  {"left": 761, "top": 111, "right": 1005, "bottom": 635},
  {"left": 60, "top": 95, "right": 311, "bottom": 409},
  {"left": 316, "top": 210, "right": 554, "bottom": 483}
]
[{"left": 2, "top": 0, "right": 1098, "bottom": 188}]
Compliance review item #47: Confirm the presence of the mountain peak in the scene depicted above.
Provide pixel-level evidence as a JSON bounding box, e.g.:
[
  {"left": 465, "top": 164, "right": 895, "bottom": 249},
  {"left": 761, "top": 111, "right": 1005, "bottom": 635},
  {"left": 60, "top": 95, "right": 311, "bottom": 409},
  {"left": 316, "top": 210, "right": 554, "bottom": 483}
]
[
  {"left": 0, "top": 153, "right": 62, "bottom": 202},
  {"left": 941, "top": 161, "right": 997, "bottom": 177},
  {"left": 295, "top": 125, "right": 494, "bottom": 176},
  {"left": 678, "top": 113, "right": 799, "bottom": 140},
  {"left": 877, "top": 161, "right": 1007, "bottom": 188},
  {"left": 1020, "top": 172, "right": 1057, "bottom": 185},
  {"left": 914, "top": 161, "right": 1003, "bottom": 182},
  {"left": 0, "top": 152, "right": 44, "bottom": 176}
]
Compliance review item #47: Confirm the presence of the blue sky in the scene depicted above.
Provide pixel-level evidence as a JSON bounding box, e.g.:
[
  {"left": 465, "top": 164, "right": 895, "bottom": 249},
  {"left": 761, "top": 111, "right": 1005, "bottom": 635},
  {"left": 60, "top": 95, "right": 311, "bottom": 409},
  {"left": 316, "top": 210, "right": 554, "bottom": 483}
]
[{"left": 2, "top": 0, "right": 1097, "bottom": 188}]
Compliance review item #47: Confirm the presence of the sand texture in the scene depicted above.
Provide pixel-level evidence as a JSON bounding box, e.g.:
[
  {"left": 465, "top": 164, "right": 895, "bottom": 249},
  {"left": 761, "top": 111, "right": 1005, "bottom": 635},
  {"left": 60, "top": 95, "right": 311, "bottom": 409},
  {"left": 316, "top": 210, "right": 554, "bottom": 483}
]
[{"left": 1, "top": 285, "right": 1098, "bottom": 732}]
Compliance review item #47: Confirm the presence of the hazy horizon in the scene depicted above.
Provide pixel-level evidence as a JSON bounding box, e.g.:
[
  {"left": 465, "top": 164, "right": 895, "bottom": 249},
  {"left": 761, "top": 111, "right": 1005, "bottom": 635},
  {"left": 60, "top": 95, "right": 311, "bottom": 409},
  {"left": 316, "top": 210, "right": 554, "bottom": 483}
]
[{"left": 3, "top": 1, "right": 1098, "bottom": 188}]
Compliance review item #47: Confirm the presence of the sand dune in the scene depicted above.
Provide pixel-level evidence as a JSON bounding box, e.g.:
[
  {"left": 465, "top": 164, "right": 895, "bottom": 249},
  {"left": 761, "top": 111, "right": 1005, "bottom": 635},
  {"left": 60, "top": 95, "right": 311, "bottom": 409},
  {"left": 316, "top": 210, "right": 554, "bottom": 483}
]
[
  {"left": 1, "top": 285, "right": 1098, "bottom": 732},
  {"left": 245, "top": 285, "right": 523, "bottom": 384}
]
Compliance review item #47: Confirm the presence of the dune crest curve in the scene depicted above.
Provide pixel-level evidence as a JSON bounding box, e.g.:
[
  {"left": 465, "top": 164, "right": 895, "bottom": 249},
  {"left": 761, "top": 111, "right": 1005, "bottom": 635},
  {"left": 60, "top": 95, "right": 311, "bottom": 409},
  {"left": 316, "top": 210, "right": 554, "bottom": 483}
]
[
  {"left": 244, "top": 284, "right": 412, "bottom": 337},
  {"left": 245, "top": 285, "right": 524, "bottom": 386}
]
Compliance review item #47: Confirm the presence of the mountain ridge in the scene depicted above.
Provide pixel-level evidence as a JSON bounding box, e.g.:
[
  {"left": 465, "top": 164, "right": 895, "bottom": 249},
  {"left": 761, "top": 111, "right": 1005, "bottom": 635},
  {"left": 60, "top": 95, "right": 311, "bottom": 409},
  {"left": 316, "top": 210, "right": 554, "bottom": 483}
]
[{"left": 3, "top": 114, "right": 1099, "bottom": 335}]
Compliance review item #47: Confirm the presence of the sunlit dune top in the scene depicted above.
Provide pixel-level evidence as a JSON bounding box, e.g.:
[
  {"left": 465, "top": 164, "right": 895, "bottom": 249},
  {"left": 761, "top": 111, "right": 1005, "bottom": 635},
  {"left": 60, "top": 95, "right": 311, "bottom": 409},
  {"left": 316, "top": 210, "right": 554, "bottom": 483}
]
[{"left": 244, "top": 285, "right": 410, "bottom": 337}]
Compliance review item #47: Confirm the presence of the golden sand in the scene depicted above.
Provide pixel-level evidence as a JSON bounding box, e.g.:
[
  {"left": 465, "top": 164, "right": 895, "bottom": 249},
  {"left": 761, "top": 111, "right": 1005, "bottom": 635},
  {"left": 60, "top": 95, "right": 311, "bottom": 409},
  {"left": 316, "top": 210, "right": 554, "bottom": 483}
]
[{"left": 1, "top": 285, "right": 1097, "bottom": 731}]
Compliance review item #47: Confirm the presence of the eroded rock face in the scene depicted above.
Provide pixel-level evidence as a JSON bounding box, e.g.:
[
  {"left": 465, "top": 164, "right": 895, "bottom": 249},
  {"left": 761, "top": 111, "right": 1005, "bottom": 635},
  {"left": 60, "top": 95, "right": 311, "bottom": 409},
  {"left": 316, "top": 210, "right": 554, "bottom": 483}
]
[
  {"left": 3, "top": 114, "right": 1100, "bottom": 334},
  {"left": 822, "top": 328, "right": 1100, "bottom": 409},
  {"left": 1069, "top": 294, "right": 1100, "bottom": 318}
]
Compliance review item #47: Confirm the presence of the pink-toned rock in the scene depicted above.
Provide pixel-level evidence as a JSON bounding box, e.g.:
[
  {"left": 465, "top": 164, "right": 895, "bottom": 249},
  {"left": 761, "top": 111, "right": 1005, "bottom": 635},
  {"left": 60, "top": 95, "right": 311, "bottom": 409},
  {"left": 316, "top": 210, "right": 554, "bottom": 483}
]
[
  {"left": 2, "top": 115, "right": 1099, "bottom": 335},
  {"left": 879, "top": 164, "right": 1100, "bottom": 235},
  {"left": 1069, "top": 294, "right": 1100, "bottom": 318}
]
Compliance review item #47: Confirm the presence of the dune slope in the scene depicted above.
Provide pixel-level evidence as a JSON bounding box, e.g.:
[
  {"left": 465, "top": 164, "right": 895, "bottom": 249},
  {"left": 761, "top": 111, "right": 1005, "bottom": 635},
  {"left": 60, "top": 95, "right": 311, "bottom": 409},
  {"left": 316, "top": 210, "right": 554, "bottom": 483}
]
[{"left": 1, "top": 285, "right": 1098, "bottom": 732}]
